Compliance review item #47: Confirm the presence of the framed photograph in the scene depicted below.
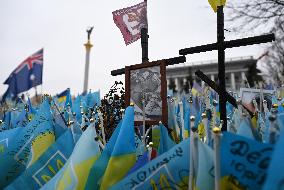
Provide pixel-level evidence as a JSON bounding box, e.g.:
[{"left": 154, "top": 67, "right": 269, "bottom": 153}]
[
  {"left": 240, "top": 88, "right": 275, "bottom": 113},
  {"left": 125, "top": 60, "right": 167, "bottom": 126}
]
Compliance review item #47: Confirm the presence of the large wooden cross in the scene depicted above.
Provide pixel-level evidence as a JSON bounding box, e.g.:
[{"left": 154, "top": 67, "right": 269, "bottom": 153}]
[{"left": 179, "top": 6, "right": 274, "bottom": 130}]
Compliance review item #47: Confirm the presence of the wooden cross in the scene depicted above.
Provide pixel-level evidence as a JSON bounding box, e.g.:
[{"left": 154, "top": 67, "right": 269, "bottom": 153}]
[{"left": 179, "top": 6, "right": 275, "bottom": 130}]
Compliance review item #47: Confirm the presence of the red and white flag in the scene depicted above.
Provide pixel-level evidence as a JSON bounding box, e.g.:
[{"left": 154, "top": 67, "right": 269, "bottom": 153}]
[{"left": 112, "top": 1, "right": 148, "bottom": 45}]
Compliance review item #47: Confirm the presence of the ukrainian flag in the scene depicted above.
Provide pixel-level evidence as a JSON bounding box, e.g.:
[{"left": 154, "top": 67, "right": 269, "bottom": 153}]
[
  {"left": 99, "top": 106, "right": 136, "bottom": 190},
  {"left": 84, "top": 121, "right": 123, "bottom": 190},
  {"left": 41, "top": 123, "right": 101, "bottom": 190},
  {"left": 57, "top": 88, "right": 69, "bottom": 103}
]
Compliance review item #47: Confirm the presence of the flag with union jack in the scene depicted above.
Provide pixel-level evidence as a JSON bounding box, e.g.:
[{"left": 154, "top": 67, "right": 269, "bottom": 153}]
[{"left": 2, "top": 49, "right": 43, "bottom": 100}]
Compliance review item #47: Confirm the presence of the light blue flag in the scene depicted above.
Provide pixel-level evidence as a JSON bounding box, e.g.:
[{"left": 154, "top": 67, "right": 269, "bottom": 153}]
[
  {"left": 135, "top": 134, "right": 145, "bottom": 159},
  {"left": 40, "top": 124, "right": 101, "bottom": 190},
  {"left": 262, "top": 126, "right": 284, "bottom": 190},
  {"left": 175, "top": 103, "right": 183, "bottom": 141},
  {"left": 5, "top": 128, "right": 81, "bottom": 190},
  {"left": 53, "top": 113, "right": 68, "bottom": 139},
  {"left": 84, "top": 91, "right": 100, "bottom": 108},
  {"left": 184, "top": 106, "right": 190, "bottom": 138},
  {"left": 72, "top": 95, "right": 82, "bottom": 122},
  {"left": 13, "top": 109, "right": 28, "bottom": 128},
  {"left": 27, "top": 96, "right": 36, "bottom": 115},
  {"left": 0, "top": 100, "right": 55, "bottom": 189},
  {"left": 263, "top": 113, "right": 270, "bottom": 143},
  {"left": 195, "top": 139, "right": 214, "bottom": 190},
  {"left": 10, "top": 110, "right": 22, "bottom": 128},
  {"left": 220, "top": 132, "right": 274, "bottom": 190},
  {"left": 167, "top": 98, "right": 176, "bottom": 130},
  {"left": 237, "top": 118, "right": 255, "bottom": 140},
  {"left": 3, "top": 111, "right": 11, "bottom": 130},
  {"left": 158, "top": 123, "right": 176, "bottom": 155},
  {"left": 111, "top": 139, "right": 189, "bottom": 190}
]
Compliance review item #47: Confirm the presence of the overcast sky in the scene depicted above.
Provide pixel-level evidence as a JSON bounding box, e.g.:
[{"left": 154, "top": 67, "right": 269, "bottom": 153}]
[{"left": 0, "top": 0, "right": 267, "bottom": 97}]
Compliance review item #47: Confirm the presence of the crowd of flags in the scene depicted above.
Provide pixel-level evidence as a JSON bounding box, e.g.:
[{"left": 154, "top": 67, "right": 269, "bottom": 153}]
[
  {"left": 0, "top": 81, "right": 284, "bottom": 189},
  {"left": 1, "top": 1, "right": 284, "bottom": 189}
]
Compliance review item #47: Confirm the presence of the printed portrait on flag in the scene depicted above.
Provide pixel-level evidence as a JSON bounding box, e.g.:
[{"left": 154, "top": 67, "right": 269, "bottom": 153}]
[
  {"left": 240, "top": 88, "right": 275, "bottom": 112},
  {"left": 125, "top": 60, "right": 168, "bottom": 126},
  {"left": 112, "top": 1, "right": 147, "bottom": 45}
]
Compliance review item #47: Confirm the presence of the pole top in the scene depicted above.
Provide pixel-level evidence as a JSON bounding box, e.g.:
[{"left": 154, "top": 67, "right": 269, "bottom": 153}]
[{"left": 213, "top": 127, "right": 221, "bottom": 134}]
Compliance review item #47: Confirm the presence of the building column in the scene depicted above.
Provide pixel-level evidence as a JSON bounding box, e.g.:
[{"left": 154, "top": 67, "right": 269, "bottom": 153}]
[
  {"left": 241, "top": 72, "right": 246, "bottom": 81},
  {"left": 167, "top": 79, "right": 170, "bottom": 91},
  {"left": 230, "top": 73, "right": 236, "bottom": 90},
  {"left": 201, "top": 81, "right": 205, "bottom": 88},
  {"left": 175, "top": 78, "right": 180, "bottom": 93},
  {"left": 211, "top": 75, "right": 214, "bottom": 81}
]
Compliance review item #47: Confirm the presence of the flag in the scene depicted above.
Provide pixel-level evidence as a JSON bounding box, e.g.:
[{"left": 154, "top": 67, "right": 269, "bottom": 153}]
[
  {"left": 236, "top": 118, "right": 255, "bottom": 140},
  {"left": 2, "top": 49, "right": 43, "bottom": 99},
  {"left": 195, "top": 139, "right": 214, "bottom": 190},
  {"left": 41, "top": 123, "right": 101, "bottom": 190},
  {"left": 191, "top": 82, "right": 202, "bottom": 97},
  {"left": 83, "top": 91, "right": 100, "bottom": 108},
  {"left": 5, "top": 128, "right": 80, "bottom": 189},
  {"left": 220, "top": 132, "right": 274, "bottom": 190},
  {"left": 84, "top": 121, "right": 123, "bottom": 190},
  {"left": 127, "top": 151, "right": 150, "bottom": 176},
  {"left": 158, "top": 123, "right": 176, "bottom": 155},
  {"left": 99, "top": 106, "right": 136, "bottom": 189},
  {"left": 208, "top": 0, "right": 227, "bottom": 12},
  {"left": 0, "top": 100, "right": 55, "bottom": 188},
  {"left": 111, "top": 139, "right": 190, "bottom": 190},
  {"left": 57, "top": 88, "right": 69, "bottom": 104},
  {"left": 112, "top": 1, "right": 147, "bottom": 45},
  {"left": 262, "top": 127, "right": 284, "bottom": 190}
]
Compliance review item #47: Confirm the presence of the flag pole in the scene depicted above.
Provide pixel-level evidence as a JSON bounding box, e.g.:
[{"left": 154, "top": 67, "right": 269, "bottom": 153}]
[
  {"left": 141, "top": 28, "right": 149, "bottom": 63},
  {"left": 142, "top": 92, "right": 146, "bottom": 146},
  {"left": 188, "top": 116, "right": 195, "bottom": 190},
  {"left": 213, "top": 126, "right": 221, "bottom": 190}
]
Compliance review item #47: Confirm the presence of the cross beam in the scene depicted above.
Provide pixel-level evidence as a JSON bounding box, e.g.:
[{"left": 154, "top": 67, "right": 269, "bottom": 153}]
[
  {"left": 195, "top": 70, "right": 253, "bottom": 117},
  {"left": 179, "top": 34, "right": 275, "bottom": 56},
  {"left": 179, "top": 6, "right": 275, "bottom": 130},
  {"left": 110, "top": 56, "right": 186, "bottom": 76}
]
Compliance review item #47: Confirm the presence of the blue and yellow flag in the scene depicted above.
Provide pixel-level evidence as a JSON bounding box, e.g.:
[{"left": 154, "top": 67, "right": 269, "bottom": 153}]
[
  {"left": 5, "top": 128, "right": 81, "bottom": 189},
  {"left": 220, "top": 132, "right": 273, "bottom": 190},
  {"left": 111, "top": 139, "right": 190, "bottom": 189},
  {"left": 0, "top": 100, "right": 55, "bottom": 189},
  {"left": 41, "top": 124, "right": 101, "bottom": 190},
  {"left": 99, "top": 106, "right": 136, "bottom": 190},
  {"left": 57, "top": 88, "right": 69, "bottom": 103},
  {"left": 85, "top": 121, "right": 122, "bottom": 190}
]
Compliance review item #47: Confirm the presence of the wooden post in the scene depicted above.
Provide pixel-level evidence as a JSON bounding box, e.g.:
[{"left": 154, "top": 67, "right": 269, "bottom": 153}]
[
  {"left": 141, "top": 28, "right": 149, "bottom": 63},
  {"left": 217, "top": 6, "right": 227, "bottom": 130}
]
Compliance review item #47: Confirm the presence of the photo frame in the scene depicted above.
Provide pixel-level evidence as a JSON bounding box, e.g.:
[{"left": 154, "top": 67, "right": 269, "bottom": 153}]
[
  {"left": 240, "top": 88, "right": 275, "bottom": 112},
  {"left": 125, "top": 60, "right": 167, "bottom": 126}
]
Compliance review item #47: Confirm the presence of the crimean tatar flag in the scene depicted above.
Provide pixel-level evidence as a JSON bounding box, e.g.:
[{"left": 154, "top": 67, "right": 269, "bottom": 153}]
[{"left": 112, "top": 1, "right": 148, "bottom": 45}]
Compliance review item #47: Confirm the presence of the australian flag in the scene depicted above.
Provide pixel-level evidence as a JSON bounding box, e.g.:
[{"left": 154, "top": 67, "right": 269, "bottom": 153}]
[{"left": 2, "top": 49, "right": 43, "bottom": 100}]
